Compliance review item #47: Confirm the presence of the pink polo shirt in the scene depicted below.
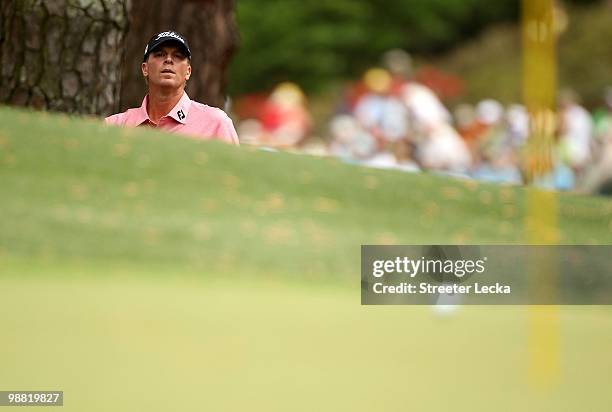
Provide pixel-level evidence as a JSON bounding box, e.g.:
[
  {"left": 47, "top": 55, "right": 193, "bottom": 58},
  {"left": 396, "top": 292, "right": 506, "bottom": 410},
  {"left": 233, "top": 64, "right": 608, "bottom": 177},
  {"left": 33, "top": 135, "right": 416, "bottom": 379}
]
[{"left": 105, "top": 92, "right": 239, "bottom": 145}]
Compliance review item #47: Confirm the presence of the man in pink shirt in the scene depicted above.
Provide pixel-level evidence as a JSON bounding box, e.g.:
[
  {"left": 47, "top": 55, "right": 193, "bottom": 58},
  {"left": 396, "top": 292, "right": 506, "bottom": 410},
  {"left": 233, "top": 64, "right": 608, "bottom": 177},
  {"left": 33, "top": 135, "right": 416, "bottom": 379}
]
[{"left": 105, "top": 31, "right": 239, "bottom": 145}]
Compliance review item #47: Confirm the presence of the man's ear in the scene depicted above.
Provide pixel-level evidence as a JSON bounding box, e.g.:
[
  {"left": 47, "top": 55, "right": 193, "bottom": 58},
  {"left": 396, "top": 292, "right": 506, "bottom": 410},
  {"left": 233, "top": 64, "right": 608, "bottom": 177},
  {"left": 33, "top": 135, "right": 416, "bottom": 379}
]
[
  {"left": 186, "top": 64, "right": 191, "bottom": 81},
  {"left": 141, "top": 62, "right": 148, "bottom": 78}
]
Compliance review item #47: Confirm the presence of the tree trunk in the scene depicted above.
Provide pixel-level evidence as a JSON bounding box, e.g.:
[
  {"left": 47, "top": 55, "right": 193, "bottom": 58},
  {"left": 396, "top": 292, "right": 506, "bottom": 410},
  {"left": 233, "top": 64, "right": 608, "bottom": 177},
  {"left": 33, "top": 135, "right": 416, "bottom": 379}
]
[
  {"left": 0, "top": 0, "right": 130, "bottom": 115},
  {"left": 120, "top": 0, "right": 238, "bottom": 111}
]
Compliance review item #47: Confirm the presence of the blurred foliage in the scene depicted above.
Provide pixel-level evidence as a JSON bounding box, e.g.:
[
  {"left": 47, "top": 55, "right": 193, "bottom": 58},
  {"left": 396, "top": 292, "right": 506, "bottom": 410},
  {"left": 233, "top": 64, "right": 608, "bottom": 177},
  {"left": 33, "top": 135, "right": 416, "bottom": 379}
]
[
  {"left": 557, "top": 3, "right": 612, "bottom": 105},
  {"left": 229, "top": 0, "right": 517, "bottom": 95},
  {"left": 437, "top": 2, "right": 612, "bottom": 107},
  {"left": 228, "top": 0, "right": 603, "bottom": 96}
]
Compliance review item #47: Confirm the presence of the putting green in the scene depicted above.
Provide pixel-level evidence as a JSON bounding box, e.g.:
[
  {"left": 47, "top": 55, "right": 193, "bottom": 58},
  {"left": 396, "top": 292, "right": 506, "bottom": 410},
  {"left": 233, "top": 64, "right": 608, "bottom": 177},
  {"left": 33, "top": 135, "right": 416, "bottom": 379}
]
[{"left": 1, "top": 268, "right": 611, "bottom": 411}]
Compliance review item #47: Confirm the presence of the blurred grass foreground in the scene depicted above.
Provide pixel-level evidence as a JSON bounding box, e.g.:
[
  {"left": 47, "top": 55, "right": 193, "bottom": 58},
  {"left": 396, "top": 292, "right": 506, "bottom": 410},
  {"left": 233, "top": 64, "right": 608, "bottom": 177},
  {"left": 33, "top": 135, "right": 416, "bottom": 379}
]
[{"left": 0, "top": 106, "right": 611, "bottom": 411}]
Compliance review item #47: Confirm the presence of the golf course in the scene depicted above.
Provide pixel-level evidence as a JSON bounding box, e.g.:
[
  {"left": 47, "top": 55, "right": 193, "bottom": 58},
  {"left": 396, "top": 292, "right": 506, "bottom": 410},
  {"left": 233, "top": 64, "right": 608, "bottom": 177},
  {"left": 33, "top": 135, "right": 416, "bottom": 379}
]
[{"left": 1, "top": 106, "right": 611, "bottom": 411}]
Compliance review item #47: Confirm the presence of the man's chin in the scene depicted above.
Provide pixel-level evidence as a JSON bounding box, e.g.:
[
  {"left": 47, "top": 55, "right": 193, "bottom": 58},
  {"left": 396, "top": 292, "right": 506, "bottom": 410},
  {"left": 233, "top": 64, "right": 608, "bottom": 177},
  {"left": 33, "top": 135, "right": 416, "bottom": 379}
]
[{"left": 151, "top": 79, "right": 180, "bottom": 89}]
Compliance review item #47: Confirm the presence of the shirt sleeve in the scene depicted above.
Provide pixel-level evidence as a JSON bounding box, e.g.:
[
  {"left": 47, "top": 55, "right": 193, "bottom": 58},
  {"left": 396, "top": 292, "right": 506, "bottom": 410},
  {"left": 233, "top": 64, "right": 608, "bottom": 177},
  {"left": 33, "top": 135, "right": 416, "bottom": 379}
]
[
  {"left": 214, "top": 113, "right": 240, "bottom": 145},
  {"left": 104, "top": 113, "right": 124, "bottom": 125}
]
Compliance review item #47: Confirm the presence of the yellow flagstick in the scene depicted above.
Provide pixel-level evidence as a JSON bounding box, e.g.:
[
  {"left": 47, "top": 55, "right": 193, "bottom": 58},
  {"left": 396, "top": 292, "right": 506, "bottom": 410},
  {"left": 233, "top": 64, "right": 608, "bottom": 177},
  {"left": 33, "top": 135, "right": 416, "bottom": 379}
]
[{"left": 522, "top": 0, "right": 560, "bottom": 389}]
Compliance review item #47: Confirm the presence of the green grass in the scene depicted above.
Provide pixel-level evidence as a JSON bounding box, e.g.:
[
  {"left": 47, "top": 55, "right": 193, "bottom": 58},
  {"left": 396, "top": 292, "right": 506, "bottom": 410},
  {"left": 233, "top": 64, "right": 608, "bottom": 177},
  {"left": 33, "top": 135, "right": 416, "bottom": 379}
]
[{"left": 0, "top": 106, "right": 611, "bottom": 411}]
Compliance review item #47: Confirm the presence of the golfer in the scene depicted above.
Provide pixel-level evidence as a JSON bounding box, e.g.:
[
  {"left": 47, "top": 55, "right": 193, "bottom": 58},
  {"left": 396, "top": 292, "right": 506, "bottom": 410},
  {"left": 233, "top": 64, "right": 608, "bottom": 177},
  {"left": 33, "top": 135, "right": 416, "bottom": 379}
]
[{"left": 105, "top": 31, "right": 239, "bottom": 145}]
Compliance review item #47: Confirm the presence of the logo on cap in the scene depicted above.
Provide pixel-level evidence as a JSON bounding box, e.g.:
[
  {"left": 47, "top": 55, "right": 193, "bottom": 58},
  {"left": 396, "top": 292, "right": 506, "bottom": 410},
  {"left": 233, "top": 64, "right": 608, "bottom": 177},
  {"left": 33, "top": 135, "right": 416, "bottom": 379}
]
[{"left": 155, "top": 31, "right": 185, "bottom": 43}]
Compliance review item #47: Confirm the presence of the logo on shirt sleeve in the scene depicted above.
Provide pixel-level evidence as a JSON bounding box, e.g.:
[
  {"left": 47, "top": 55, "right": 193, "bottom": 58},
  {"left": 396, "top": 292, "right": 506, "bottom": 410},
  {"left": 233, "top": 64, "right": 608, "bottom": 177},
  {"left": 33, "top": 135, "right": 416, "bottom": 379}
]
[{"left": 177, "top": 110, "right": 185, "bottom": 121}]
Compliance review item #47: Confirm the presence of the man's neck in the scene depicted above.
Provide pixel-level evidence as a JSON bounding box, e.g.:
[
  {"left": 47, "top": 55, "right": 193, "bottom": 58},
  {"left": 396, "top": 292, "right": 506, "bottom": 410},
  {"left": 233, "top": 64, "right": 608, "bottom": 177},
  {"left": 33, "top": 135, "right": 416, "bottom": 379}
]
[{"left": 146, "top": 87, "right": 184, "bottom": 124}]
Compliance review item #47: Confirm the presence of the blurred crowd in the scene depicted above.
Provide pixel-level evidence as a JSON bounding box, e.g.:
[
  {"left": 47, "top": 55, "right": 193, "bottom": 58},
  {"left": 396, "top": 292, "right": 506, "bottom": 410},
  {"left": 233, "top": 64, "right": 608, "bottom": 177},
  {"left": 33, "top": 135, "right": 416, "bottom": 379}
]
[{"left": 235, "top": 50, "right": 612, "bottom": 195}]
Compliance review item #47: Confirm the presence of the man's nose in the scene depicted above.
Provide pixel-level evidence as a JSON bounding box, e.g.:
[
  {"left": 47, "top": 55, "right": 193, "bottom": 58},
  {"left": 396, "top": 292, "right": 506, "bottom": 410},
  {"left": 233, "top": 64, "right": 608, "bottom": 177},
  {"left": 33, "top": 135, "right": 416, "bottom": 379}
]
[{"left": 164, "top": 54, "right": 173, "bottom": 63}]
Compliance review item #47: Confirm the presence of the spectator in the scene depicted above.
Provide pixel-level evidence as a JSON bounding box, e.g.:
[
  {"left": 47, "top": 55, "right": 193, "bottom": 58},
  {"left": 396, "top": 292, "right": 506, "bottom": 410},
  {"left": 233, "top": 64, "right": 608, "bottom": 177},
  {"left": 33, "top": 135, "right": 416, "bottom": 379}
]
[
  {"left": 557, "top": 90, "right": 593, "bottom": 178},
  {"left": 329, "top": 114, "right": 377, "bottom": 160},
  {"left": 259, "top": 82, "right": 312, "bottom": 148},
  {"left": 353, "top": 68, "right": 410, "bottom": 148}
]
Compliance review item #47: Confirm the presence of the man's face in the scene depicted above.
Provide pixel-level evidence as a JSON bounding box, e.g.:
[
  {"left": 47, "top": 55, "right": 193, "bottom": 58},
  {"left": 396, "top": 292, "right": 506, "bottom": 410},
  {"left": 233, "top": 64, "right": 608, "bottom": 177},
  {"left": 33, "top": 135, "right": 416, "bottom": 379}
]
[{"left": 142, "top": 43, "right": 191, "bottom": 90}]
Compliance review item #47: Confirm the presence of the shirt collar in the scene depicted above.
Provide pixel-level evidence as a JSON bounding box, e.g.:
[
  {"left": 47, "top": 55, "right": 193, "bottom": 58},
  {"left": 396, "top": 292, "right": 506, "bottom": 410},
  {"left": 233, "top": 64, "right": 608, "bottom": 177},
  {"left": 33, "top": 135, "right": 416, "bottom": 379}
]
[
  {"left": 130, "top": 92, "right": 193, "bottom": 126},
  {"left": 166, "top": 91, "right": 192, "bottom": 124}
]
